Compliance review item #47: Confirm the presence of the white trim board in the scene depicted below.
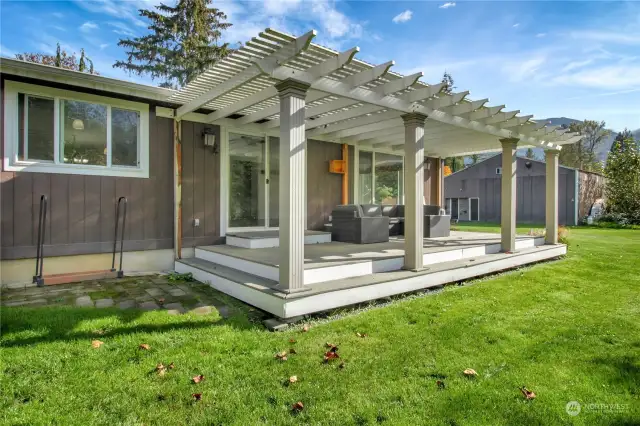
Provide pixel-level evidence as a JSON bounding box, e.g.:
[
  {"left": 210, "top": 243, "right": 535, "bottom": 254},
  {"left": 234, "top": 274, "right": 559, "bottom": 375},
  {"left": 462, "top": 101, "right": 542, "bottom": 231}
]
[{"left": 226, "top": 233, "right": 331, "bottom": 249}]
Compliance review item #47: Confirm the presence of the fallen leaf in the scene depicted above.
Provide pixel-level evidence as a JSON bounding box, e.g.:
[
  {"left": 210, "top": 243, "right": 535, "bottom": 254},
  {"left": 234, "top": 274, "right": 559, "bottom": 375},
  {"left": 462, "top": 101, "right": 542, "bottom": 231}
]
[
  {"left": 158, "top": 298, "right": 165, "bottom": 305},
  {"left": 275, "top": 351, "right": 288, "bottom": 361},
  {"left": 91, "top": 340, "right": 104, "bottom": 349},
  {"left": 192, "top": 393, "right": 202, "bottom": 401},
  {"left": 356, "top": 332, "right": 368, "bottom": 338},
  {"left": 289, "top": 375, "right": 298, "bottom": 384},
  {"left": 328, "top": 345, "right": 339, "bottom": 353},
  {"left": 324, "top": 351, "right": 340, "bottom": 362},
  {"left": 436, "top": 380, "right": 445, "bottom": 389},
  {"left": 302, "top": 325, "right": 310, "bottom": 332},
  {"left": 289, "top": 348, "right": 297, "bottom": 354},
  {"left": 292, "top": 401, "right": 304, "bottom": 411},
  {"left": 520, "top": 386, "right": 536, "bottom": 400},
  {"left": 156, "top": 363, "right": 167, "bottom": 377},
  {"left": 289, "top": 339, "right": 297, "bottom": 344},
  {"left": 339, "top": 361, "right": 345, "bottom": 369},
  {"left": 463, "top": 368, "right": 477, "bottom": 377},
  {"left": 192, "top": 375, "right": 205, "bottom": 384},
  {"left": 139, "top": 344, "right": 151, "bottom": 350},
  {"left": 168, "top": 362, "right": 175, "bottom": 370},
  {"left": 326, "top": 342, "right": 336, "bottom": 349}
]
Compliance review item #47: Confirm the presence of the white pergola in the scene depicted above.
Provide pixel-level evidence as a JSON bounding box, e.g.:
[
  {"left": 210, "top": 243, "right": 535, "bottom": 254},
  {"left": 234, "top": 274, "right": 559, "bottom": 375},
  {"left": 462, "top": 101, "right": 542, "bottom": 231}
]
[{"left": 168, "top": 28, "right": 580, "bottom": 292}]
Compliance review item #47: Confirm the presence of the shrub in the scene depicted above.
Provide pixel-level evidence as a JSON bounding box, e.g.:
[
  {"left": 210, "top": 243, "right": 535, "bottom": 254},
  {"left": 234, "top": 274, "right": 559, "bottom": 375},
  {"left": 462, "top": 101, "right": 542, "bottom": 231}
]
[{"left": 558, "top": 226, "right": 570, "bottom": 245}]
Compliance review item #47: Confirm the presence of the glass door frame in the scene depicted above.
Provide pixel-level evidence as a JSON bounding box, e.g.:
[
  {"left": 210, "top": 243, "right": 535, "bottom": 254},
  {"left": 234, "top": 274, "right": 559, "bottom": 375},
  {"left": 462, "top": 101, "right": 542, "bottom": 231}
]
[
  {"left": 220, "top": 126, "right": 280, "bottom": 235},
  {"left": 353, "top": 145, "right": 405, "bottom": 205}
]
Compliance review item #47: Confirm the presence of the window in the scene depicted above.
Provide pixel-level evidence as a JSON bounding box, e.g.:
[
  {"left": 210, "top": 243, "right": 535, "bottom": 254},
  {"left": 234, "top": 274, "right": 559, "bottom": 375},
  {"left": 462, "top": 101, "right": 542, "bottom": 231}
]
[
  {"left": 357, "top": 149, "right": 404, "bottom": 204},
  {"left": 4, "top": 81, "right": 149, "bottom": 178},
  {"left": 496, "top": 167, "right": 502, "bottom": 175}
]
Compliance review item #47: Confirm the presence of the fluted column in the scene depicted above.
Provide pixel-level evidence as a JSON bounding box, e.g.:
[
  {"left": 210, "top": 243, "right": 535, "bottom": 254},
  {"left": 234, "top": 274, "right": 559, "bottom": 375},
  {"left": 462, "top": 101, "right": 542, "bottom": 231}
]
[
  {"left": 276, "top": 79, "right": 310, "bottom": 292},
  {"left": 500, "top": 138, "right": 519, "bottom": 252},
  {"left": 402, "top": 112, "right": 427, "bottom": 270},
  {"left": 545, "top": 149, "right": 560, "bottom": 244}
]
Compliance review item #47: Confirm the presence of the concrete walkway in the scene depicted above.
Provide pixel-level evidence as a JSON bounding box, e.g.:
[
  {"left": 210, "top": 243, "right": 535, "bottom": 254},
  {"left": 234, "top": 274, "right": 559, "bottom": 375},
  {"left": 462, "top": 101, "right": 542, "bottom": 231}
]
[{"left": 1, "top": 275, "right": 239, "bottom": 317}]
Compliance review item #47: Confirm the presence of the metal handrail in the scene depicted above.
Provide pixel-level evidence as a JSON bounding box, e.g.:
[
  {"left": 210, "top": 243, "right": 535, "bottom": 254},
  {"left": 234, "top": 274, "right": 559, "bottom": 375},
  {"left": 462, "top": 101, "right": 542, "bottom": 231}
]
[
  {"left": 111, "top": 196, "right": 127, "bottom": 278},
  {"left": 33, "top": 195, "right": 47, "bottom": 286}
]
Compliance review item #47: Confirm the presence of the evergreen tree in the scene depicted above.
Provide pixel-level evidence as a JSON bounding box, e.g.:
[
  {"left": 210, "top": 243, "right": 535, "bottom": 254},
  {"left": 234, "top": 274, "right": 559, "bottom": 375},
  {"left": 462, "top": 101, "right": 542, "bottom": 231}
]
[
  {"left": 611, "top": 129, "right": 633, "bottom": 153},
  {"left": 525, "top": 148, "right": 535, "bottom": 160},
  {"left": 441, "top": 71, "right": 455, "bottom": 95},
  {"left": 114, "top": 0, "right": 233, "bottom": 88},
  {"left": 559, "top": 120, "right": 609, "bottom": 172}
]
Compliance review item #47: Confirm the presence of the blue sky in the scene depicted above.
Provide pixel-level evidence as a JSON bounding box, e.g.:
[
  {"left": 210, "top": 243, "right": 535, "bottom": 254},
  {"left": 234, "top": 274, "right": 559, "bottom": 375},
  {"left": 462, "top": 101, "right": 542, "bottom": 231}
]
[{"left": 1, "top": 0, "right": 638, "bottom": 131}]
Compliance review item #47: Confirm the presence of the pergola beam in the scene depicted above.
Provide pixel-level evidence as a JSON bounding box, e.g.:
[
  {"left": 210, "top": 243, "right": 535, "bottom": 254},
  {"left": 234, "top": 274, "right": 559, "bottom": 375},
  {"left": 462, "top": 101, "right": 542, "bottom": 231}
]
[{"left": 176, "top": 29, "right": 316, "bottom": 118}]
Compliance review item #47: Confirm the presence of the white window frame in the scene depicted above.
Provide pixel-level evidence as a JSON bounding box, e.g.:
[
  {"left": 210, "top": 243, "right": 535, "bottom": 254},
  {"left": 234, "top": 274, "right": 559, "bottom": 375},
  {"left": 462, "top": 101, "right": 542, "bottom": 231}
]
[
  {"left": 3, "top": 81, "right": 149, "bottom": 178},
  {"left": 496, "top": 167, "right": 502, "bottom": 175}
]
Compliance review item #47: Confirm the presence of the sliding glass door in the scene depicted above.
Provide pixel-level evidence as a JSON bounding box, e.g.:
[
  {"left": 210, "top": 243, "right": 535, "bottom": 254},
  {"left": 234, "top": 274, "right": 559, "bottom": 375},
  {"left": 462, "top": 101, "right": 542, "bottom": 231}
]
[
  {"left": 227, "top": 132, "right": 280, "bottom": 229},
  {"left": 358, "top": 149, "right": 404, "bottom": 204}
]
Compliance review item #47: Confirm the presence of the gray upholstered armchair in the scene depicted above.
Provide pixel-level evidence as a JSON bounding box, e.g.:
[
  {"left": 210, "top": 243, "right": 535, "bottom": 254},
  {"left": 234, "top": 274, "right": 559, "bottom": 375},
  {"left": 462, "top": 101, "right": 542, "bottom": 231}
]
[{"left": 331, "top": 204, "right": 390, "bottom": 244}]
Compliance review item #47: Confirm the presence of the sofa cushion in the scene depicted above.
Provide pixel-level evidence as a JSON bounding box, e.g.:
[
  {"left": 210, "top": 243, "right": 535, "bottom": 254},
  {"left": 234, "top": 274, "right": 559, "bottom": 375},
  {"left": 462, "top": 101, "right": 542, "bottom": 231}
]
[
  {"left": 381, "top": 205, "right": 397, "bottom": 217},
  {"left": 424, "top": 205, "right": 441, "bottom": 216},
  {"left": 360, "top": 204, "right": 382, "bottom": 217},
  {"left": 332, "top": 204, "right": 362, "bottom": 219}
]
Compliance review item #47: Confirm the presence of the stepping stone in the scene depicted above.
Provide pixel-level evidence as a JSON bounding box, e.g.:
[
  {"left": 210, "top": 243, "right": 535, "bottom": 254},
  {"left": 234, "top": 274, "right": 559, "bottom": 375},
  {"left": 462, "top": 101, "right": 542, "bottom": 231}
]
[
  {"left": 145, "top": 288, "right": 165, "bottom": 297},
  {"left": 189, "top": 305, "right": 213, "bottom": 316},
  {"left": 76, "top": 296, "right": 94, "bottom": 307},
  {"left": 118, "top": 300, "right": 136, "bottom": 309},
  {"left": 168, "top": 288, "right": 186, "bottom": 297},
  {"left": 164, "top": 302, "right": 185, "bottom": 315},
  {"left": 139, "top": 301, "right": 161, "bottom": 311},
  {"left": 95, "top": 299, "right": 114, "bottom": 308},
  {"left": 3, "top": 298, "right": 47, "bottom": 307}
]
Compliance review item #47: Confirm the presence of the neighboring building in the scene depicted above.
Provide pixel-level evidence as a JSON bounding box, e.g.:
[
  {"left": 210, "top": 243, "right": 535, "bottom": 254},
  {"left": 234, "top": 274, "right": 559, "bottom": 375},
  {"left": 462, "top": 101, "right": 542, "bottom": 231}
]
[{"left": 444, "top": 154, "right": 605, "bottom": 225}]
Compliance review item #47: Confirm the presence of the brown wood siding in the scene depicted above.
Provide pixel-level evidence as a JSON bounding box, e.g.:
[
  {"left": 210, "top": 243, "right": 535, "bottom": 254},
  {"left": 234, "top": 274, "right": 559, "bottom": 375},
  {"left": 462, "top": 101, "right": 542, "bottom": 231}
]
[
  {"left": 423, "top": 157, "right": 440, "bottom": 205},
  {"left": 1, "top": 110, "right": 175, "bottom": 260},
  {"left": 307, "top": 139, "right": 342, "bottom": 230},
  {"left": 180, "top": 121, "right": 222, "bottom": 247}
]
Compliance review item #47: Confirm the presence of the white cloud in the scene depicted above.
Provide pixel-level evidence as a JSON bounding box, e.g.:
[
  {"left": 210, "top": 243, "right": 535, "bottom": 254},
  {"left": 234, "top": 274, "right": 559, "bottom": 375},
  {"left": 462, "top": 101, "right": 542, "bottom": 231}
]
[
  {"left": 73, "top": 0, "right": 153, "bottom": 28},
  {"left": 561, "top": 59, "right": 595, "bottom": 73},
  {"left": 503, "top": 55, "right": 547, "bottom": 82},
  {"left": 553, "top": 65, "right": 640, "bottom": 89},
  {"left": 536, "top": 33, "right": 546, "bottom": 38},
  {"left": 100, "top": 43, "right": 109, "bottom": 50},
  {"left": 51, "top": 25, "right": 66, "bottom": 32},
  {"left": 108, "top": 21, "right": 136, "bottom": 37},
  {"left": 80, "top": 22, "right": 98, "bottom": 33},
  {"left": 570, "top": 30, "right": 640, "bottom": 45},
  {"left": 513, "top": 23, "right": 520, "bottom": 28},
  {"left": 439, "top": 2, "right": 456, "bottom": 9},
  {"left": 263, "top": 0, "right": 301, "bottom": 15},
  {"left": 311, "top": 0, "right": 362, "bottom": 39},
  {"left": 392, "top": 10, "right": 413, "bottom": 24},
  {"left": 52, "top": 12, "right": 64, "bottom": 19},
  {"left": 0, "top": 44, "right": 16, "bottom": 57}
]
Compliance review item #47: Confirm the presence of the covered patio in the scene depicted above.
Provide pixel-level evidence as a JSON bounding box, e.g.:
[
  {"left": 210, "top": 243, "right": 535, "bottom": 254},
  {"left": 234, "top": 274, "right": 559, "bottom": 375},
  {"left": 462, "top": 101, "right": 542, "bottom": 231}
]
[{"left": 169, "top": 28, "right": 578, "bottom": 317}]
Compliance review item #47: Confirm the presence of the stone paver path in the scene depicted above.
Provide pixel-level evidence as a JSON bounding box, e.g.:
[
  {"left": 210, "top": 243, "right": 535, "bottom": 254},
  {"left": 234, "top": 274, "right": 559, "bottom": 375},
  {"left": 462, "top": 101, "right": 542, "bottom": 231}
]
[{"left": 0, "top": 275, "right": 246, "bottom": 319}]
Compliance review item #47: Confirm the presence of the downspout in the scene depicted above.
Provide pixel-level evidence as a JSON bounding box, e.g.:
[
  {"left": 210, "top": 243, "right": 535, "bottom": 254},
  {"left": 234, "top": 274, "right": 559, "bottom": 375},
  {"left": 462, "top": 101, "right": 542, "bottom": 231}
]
[
  {"left": 173, "top": 117, "right": 183, "bottom": 259},
  {"left": 342, "top": 144, "right": 349, "bottom": 205}
]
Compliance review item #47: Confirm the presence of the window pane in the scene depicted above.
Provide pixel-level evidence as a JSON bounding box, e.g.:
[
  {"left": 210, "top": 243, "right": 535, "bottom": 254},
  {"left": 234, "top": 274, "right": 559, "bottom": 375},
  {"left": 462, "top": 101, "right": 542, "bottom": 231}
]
[
  {"left": 18, "top": 94, "right": 55, "bottom": 161},
  {"left": 112, "top": 108, "right": 139, "bottom": 167},
  {"left": 358, "top": 150, "right": 373, "bottom": 204},
  {"left": 60, "top": 100, "right": 107, "bottom": 166},
  {"left": 375, "top": 153, "right": 403, "bottom": 205},
  {"left": 228, "top": 133, "right": 266, "bottom": 227}
]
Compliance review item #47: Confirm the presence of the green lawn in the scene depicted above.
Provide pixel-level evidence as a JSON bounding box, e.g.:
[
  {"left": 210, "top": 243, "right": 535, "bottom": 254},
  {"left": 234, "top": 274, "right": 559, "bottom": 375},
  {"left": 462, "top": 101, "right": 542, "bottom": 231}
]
[{"left": 2, "top": 227, "right": 639, "bottom": 425}]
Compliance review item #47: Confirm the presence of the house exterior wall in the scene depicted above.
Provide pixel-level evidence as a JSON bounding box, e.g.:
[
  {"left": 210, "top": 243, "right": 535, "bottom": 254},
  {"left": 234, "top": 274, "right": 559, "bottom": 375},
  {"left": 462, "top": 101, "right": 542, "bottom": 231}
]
[
  {"left": 445, "top": 154, "right": 577, "bottom": 225},
  {"left": 1, "top": 103, "right": 175, "bottom": 260},
  {"left": 307, "top": 139, "right": 343, "bottom": 230}
]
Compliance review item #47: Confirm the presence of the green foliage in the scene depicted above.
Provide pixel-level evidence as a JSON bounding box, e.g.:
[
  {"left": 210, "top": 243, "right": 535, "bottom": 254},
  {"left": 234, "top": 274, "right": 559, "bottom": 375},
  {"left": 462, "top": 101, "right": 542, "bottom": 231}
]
[
  {"left": 444, "top": 156, "right": 464, "bottom": 172},
  {"left": 559, "top": 120, "right": 609, "bottom": 172},
  {"left": 114, "top": 0, "right": 233, "bottom": 88},
  {"left": 525, "top": 148, "right": 535, "bottom": 160},
  {"left": 604, "top": 134, "right": 640, "bottom": 224},
  {"left": 15, "top": 43, "right": 97, "bottom": 74},
  {"left": 167, "top": 271, "right": 194, "bottom": 282},
  {"left": 440, "top": 71, "right": 455, "bottom": 95}
]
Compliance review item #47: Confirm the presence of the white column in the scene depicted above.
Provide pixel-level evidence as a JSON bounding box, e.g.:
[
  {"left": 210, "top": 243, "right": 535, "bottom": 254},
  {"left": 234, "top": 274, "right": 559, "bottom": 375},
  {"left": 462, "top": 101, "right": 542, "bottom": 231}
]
[
  {"left": 500, "top": 138, "right": 518, "bottom": 252},
  {"left": 545, "top": 149, "right": 560, "bottom": 244},
  {"left": 276, "top": 79, "right": 310, "bottom": 292},
  {"left": 402, "top": 113, "right": 427, "bottom": 270}
]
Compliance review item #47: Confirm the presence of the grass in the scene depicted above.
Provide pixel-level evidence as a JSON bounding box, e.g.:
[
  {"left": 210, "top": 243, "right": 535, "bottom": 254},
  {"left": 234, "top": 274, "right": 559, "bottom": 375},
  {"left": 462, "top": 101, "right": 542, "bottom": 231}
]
[{"left": 1, "top": 227, "right": 639, "bottom": 425}]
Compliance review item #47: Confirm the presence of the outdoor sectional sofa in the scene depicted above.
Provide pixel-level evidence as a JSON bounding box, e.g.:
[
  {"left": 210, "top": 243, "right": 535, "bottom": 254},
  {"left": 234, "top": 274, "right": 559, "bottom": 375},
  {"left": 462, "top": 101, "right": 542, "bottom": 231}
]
[{"left": 330, "top": 204, "right": 451, "bottom": 244}]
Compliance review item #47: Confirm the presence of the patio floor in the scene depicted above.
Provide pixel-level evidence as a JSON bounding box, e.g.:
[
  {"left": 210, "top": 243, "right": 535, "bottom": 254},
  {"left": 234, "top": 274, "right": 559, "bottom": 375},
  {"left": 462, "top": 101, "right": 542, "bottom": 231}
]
[{"left": 0, "top": 274, "right": 256, "bottom": 318}]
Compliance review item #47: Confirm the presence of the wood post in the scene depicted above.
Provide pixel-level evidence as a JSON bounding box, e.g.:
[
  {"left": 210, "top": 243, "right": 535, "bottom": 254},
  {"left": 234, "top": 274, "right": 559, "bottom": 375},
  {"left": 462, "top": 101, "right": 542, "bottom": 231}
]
[{"left": 500, "top": 137, "right": 518, "bottom": 252}]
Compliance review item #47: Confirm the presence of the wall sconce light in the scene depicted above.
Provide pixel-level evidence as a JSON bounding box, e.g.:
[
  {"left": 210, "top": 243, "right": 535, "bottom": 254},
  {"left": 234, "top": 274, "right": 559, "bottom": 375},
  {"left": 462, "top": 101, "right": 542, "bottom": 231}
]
[{"left": 203, "top": 128, "right": 217, "bottom": 153}]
